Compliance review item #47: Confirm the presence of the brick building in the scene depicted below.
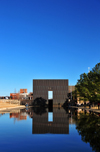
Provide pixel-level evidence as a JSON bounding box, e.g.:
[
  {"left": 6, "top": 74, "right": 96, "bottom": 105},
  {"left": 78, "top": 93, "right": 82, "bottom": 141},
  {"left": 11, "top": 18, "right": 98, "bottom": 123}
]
[
  {"left": 10, "top": 93, "right": 19, "bottom": 99},
  {"left": 10, "top": 89, "right": 28, "bottom": 99},
  {"left": 20, "top": 89, "right": 27, "bottom": 93}
]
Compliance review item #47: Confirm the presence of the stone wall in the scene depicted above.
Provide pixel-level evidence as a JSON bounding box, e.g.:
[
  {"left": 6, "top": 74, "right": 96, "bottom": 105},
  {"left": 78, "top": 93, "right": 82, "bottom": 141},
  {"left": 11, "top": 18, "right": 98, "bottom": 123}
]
[{"left": 0, "top": 99, "right": 20, "bottom": 105}]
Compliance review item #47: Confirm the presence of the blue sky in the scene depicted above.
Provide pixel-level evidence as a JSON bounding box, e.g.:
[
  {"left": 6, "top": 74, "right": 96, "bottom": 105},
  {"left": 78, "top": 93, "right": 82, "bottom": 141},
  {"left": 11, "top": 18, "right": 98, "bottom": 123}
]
[{"left": 0, "top": 0, "right": 100, "bottom": 96}]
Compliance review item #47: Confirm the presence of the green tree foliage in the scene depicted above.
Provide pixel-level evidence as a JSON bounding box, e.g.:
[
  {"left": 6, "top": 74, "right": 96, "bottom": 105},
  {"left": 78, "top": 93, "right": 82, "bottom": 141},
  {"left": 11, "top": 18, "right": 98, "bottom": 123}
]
[{"left": 75, "top": 62, "right": 100, "bottom": 103}]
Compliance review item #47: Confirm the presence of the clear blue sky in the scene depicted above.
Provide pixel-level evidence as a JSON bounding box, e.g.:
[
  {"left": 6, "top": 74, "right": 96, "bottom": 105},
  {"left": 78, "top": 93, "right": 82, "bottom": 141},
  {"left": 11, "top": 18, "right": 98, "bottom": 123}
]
[{"left": 0, "top": 0, "right": 100, "bottom": 96}]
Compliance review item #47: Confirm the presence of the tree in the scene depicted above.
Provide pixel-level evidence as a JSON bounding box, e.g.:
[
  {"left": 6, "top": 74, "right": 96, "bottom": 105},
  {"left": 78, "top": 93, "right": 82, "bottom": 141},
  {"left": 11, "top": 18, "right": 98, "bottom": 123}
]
[
  {"left": 75, "top": 62, "right": 100, "bottom": 104},
  {"left": 75, "top": 73, "right": 90, "bottom": 103}
]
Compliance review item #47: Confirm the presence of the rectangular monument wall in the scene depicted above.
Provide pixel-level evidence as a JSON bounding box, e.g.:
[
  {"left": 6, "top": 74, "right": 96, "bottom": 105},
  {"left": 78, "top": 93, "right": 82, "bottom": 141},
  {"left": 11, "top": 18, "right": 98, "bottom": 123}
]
[{"left": 33, "top": 79, "right": 68, "bottom": 104}]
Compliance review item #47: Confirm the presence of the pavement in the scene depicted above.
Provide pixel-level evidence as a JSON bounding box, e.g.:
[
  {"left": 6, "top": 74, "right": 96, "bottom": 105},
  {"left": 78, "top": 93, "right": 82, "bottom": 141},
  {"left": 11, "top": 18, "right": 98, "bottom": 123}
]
[{"left": 0, "top": 102, "right": 25, "bottom": 112}]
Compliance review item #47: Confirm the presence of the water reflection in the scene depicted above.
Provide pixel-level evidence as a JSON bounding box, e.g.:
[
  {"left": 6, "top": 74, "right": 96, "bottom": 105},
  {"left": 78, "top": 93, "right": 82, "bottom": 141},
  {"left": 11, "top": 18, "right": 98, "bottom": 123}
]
[
  {"left": 48, "top": 112, "right": 53, "bottom": 122},
  {"left": 1, "top": 106, "right": 100, "bottom": 151},
  {"left": 0, "top": 107, "right": 98, "bottom": 152},
  {"left": 10, "top": 112, "right": 27, "bottom": 121},
  {"left": 74, "top": 110, "right": 100, "bottom": 152},
  {"left": 32, "top": 107, "right": 69, "bottom": 134},
  {"left": 31, "top": 107, "right": 47, "bottom": 115},
  {"left": 6, "top": 107, "right": 69, "bottom": 134}
]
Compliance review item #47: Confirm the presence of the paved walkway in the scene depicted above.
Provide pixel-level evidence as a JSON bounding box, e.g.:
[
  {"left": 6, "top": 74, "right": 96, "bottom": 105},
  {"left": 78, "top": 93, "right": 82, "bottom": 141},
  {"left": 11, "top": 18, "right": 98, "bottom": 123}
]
[{"left": 0, "top": 102, "right": 25, "bottom": 112}]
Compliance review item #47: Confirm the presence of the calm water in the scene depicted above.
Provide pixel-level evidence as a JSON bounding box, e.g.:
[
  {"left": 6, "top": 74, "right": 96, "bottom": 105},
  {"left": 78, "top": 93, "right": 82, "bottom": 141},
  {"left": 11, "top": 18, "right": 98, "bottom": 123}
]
[{"left": 0, "top": 107, "right": 100, "bottom": 152}]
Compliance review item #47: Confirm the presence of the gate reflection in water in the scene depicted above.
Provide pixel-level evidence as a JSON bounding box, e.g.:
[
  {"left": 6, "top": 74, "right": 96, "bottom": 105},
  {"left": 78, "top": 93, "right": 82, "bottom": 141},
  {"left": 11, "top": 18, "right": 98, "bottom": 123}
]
[
  {"left": 48, "top": 112, "right": 53, "bottom": 122},
  {"left": 32, "top": 107, "right": 69, "bottom": 134}
]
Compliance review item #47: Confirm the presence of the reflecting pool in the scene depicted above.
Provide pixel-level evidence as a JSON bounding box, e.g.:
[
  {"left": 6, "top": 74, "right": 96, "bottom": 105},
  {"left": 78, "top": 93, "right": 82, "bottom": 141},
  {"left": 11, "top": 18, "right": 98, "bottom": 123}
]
[{"left": 0, "top": 107, "right": 100, "bottom": 152}]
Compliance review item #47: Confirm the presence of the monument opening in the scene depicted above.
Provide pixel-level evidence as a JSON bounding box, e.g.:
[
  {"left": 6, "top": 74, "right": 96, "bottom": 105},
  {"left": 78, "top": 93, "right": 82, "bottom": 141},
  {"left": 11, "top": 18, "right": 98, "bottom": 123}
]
[{"left": 48, "top": 91, "right": 53, "bottom": 99}]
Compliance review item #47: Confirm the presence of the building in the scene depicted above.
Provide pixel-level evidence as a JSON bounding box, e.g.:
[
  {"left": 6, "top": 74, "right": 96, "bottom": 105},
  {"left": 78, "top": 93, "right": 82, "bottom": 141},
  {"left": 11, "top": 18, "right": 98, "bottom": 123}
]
[
  {"left": 28, "top": 92, "right": 33, "bottom": 100},
  {"left": 10, "top": 93, "right": 19, "bottom": 99},
  {"left": 19, "top": 89, "right": 28, "bottom": 99},
  {"left": 0, "top": 96, "right": 10, "bottom": 99},
  {"left": 10, "top": 89, "right": 28, "bottom": 100},
  {"left": 68, "top": 86, "right": 75, "bottom": 93},
  {"left": 68, "top": 85, "right": 75, "bottom": 100},
  {"left": 33, "top": 79, "right": 68, "bottom": 105},
  {"left": 20, "top": 89, "right": 27, "bottom": 93}
]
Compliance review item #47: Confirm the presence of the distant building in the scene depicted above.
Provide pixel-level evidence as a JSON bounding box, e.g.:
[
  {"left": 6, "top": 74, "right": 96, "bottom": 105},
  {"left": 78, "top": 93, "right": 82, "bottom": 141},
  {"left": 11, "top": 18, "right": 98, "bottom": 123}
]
[
  {"left": 68, "top": 86, "right": 75, "bottom": 93},
  {"left": 10, "top": 89, "right": 28, "bottom": 100},
  {"left": 68, "top": 86, "right": 75, "bottom": 100},
  {"left": 0, "top": 96, "right": 10, "bottom": 99},
  {"left": 28, "top": 92, "right": 33, "bottom": 100},
  {"left": 20, "top": 89, "right": 27, "bottom": 93},
  {"left": 10, "top": 93, "right": 19, "bottom": 99},
  {"left": 19, "top": 89, "right": 28, "bottom": 99}
]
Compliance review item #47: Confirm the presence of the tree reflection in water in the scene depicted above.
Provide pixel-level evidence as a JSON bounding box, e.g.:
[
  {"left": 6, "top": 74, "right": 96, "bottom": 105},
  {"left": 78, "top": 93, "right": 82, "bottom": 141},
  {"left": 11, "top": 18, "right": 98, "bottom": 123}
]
[
  {"left": 32, "top": 107, "right": 47, "bottom": 115},
  {"left": 75, "top": 113, "right": 100, "bottom": 152}
]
